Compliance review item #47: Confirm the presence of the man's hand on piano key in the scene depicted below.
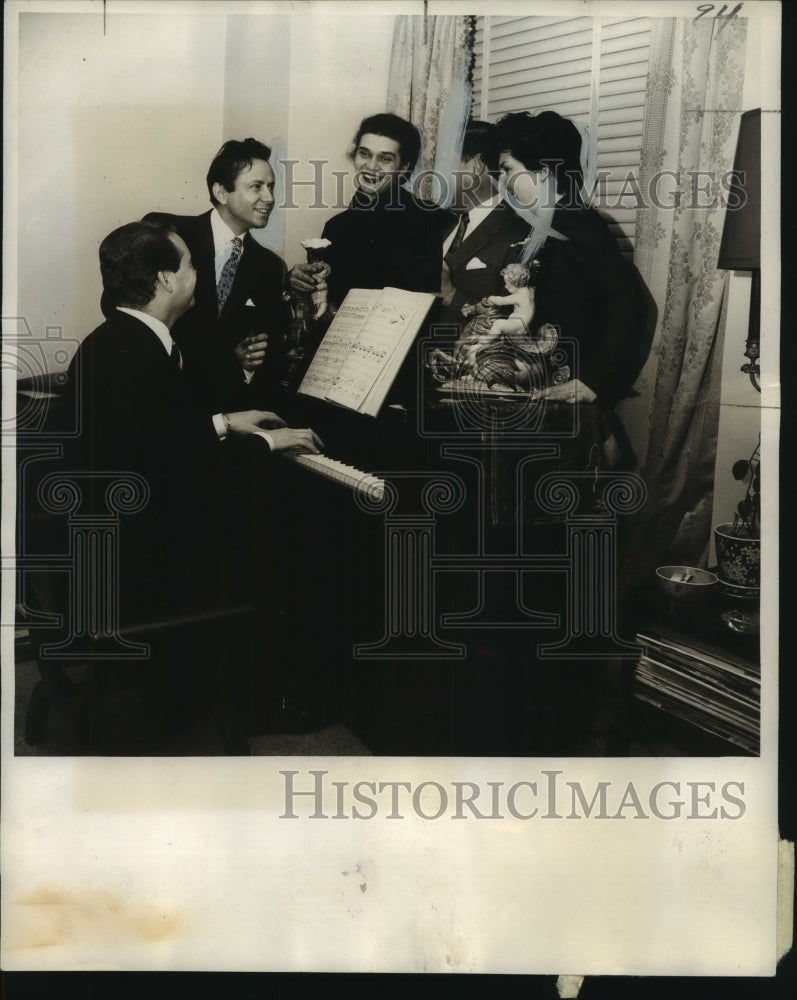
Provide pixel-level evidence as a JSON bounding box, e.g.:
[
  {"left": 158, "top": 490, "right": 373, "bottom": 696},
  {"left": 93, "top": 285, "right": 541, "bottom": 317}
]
[
  {"left": 269, "top": 427, "right": 325, "bottom": 455},
  {"left": 226, "top": 409, "right": 323, "bottom": 454},
  {"left": 225, "top": 409, "right": 287, "bottom": 435}
]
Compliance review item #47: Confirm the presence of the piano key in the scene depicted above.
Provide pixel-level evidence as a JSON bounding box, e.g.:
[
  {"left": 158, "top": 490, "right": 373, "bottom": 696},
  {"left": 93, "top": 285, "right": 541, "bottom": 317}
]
[{"left": 284, "top": 452, "right": 385, "bottom": 500}]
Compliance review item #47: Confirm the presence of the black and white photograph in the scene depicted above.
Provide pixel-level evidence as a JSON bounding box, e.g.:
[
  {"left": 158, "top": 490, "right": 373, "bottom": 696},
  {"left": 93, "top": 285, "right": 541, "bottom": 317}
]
[{"left": 1, "top": 0, "right": 787, "bottom": 983}]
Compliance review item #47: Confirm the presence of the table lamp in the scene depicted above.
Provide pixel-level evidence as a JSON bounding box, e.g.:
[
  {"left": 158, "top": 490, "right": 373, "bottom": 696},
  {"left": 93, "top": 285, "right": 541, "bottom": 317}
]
[{"left": 718, "top": 108, "right": 761, "bottom": 392}]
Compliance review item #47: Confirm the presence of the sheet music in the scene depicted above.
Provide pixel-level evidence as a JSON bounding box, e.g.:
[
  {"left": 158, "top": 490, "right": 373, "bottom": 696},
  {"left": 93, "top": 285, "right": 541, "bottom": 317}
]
[
  {"left": 297, "top": 288, "right": 380, "bottom": 399},
  {"left": 324, "top": 287, "right": 435, "bottom": 413},
  {"left": 360, "top": 289, "right": 435, "bottom": 413}
]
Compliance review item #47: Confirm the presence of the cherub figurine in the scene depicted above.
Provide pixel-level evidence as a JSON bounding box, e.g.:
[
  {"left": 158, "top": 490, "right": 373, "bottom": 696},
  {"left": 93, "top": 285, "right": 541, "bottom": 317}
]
[
  {"left": 458, "top": 265, "right": 530, "bottom": 368},
  {"left": 483, "top": 262, "right": 536, "bottom": 339},
  {"left": 461, "top": 263, "right": 559, "bottom": 370},
  {"left": 428, "top": 262, "right": 566, "bottom": 391}
]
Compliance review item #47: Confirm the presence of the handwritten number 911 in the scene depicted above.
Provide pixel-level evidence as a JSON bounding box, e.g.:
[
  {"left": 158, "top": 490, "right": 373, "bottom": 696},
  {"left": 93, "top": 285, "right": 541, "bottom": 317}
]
[{"left": 695, "top": 3, "right": 743, "bottom": 19}]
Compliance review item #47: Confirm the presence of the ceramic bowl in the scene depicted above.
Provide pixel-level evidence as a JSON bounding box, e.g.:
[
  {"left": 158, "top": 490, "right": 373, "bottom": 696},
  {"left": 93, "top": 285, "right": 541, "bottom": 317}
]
[{"left": 656, "top": 565, "right": 718, "bottom": 602}]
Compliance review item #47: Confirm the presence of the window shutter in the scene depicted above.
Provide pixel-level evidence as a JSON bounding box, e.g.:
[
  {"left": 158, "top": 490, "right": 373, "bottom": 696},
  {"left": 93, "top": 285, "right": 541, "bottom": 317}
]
[
  {"left": 595, "top": 17, "right": 653, "bottom": 253},
  {"left": 472, "top": 15, "right": 652, "bottom": 256},
  {"left": 474, "top": 16, "right": 594, "bottom": 125}
]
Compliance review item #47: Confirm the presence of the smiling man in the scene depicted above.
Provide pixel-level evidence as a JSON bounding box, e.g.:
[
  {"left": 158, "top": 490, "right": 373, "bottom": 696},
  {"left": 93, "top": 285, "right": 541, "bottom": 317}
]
[{"left": 145, "top": 138, "right": 291, "bottom": 413}]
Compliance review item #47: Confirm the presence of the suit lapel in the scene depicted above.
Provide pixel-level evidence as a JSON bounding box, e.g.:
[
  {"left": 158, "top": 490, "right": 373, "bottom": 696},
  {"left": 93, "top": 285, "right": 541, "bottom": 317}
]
[
  {"left": 189, "top": 211, "right": 220, "bottom": 314},
  {"left": 186, "top": 213, "right": 257, "bottom": 316},
  {"left": 447, "top": 203, "right": 505, "bottom": 271}
]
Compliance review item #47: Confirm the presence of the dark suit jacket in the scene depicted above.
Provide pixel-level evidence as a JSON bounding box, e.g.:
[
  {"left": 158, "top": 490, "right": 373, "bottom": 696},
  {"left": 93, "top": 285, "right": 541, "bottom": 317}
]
[
  {"left": 144, "top": 210, "right": 291, "bottom": 413},
  {"left": 444, "top": 201, "right": 531, "bottom": 320},
  {"left": 63, "top": 309, "right": 270, "bottom": 622}
]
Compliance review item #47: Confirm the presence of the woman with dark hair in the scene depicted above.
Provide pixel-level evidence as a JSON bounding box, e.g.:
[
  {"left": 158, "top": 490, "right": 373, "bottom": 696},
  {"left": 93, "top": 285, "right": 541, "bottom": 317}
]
[
  {"left": 489, "top": 109, "right": 650, "bottom": 410},
  {"left": 290, "top": 112, "right": 449, "bottom": 309},
  {"left": 483, "top": 111, "right": 652, "bottom": 755}
]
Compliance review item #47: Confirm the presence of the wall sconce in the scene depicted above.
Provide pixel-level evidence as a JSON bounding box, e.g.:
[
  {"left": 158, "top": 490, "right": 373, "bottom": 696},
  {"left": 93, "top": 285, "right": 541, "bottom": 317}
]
[{"left": 718, "top": 108, "right": 761, "bottom": 392}]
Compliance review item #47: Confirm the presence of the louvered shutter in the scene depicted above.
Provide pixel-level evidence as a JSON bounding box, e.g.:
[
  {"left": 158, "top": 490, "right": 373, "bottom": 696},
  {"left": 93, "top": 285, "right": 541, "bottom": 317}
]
[{"left": 472, "top": 15, "right": 652, "bottom": 256}]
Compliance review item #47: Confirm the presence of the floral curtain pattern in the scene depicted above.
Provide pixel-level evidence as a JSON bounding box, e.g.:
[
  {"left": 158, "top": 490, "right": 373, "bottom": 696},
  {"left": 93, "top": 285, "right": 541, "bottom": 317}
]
[
  {"left": 386, "top": 14, "right": 474, "bottom": 203},
  {"left": 622, "top": 15, "right": 748, "bottom": 586}
]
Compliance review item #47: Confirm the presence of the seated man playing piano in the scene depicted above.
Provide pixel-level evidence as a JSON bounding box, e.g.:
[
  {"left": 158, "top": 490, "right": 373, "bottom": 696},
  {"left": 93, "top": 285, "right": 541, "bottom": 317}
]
[{"left": 64, "top": 218, "right": 323, "bottom": 735}]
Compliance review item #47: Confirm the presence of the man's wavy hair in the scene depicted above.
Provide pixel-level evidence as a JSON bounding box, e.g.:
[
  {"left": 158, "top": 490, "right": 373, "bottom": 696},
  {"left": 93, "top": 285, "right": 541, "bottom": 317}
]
[
  {"left": 461, "top": 120, "right": 502, "bottom": 176},
  {"left": 207, "top": 138, "right": 273, "bottom": 205},
  {"left": 100, "top": 219, "right": 181, "bottom": 310}
]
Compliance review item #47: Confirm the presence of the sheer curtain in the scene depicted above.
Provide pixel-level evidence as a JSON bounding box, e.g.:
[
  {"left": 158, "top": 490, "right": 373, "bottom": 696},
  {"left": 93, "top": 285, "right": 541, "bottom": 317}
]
[
  {"left": 621, "top": 15, "right": 749, "bottom": 587},
  {"left": 386, "top": 14, "right": 474, "bottom": 204}
]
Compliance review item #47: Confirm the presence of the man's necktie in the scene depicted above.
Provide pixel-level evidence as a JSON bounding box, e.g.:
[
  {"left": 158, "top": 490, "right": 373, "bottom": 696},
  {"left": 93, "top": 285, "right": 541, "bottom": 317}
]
[
  {"left": 445, "top": 212, "right": 470, "bottom": 261},
  {"left": 168, "top": 343, "right": 183, "bottom": 373},
  {"left": 217, "top": 236, "right": 243, "bottom": 314}
]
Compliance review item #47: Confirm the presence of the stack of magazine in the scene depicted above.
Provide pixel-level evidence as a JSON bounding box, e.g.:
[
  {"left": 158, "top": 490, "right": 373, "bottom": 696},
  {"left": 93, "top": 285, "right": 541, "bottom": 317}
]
[{"left": 633, "top": 627, "right": 760, "bottom": 754}]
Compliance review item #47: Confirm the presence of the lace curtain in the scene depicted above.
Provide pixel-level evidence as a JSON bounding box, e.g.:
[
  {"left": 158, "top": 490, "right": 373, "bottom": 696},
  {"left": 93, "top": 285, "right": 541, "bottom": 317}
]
[
  {"left": 621, "top": 15, "right": 749, "bottom": 587},
  {"left": 386, "top": 14, "right": 474, "bottom": 204}
]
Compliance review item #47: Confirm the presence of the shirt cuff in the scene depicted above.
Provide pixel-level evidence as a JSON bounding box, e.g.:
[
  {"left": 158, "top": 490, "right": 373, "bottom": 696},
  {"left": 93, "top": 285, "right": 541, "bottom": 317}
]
[
  {"left": 212, "top": 413, "right": 227, "bottom": 439},
  {"left": 254, "top": 430, "right": 275, "bottom": 450}
]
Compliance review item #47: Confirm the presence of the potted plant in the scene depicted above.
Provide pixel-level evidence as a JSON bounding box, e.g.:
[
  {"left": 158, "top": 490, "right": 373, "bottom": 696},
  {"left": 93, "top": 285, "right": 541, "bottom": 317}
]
[{"left": 713, "top": 435, "right": 760, "bottom": 589}]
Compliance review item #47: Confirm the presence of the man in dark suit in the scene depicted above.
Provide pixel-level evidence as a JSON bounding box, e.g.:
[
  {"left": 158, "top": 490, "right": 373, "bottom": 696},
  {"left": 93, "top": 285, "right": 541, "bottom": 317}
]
[
  {"left": 440, "top": 120, "right": 532, "bottom": 324},
  {"left": 60, "top": 219, "right": 323, "bottom": 743},
  {"left": 145, "top": 138, "right": 291, "bottom": 414},
  {"left": 68, "top": 218, "right": 321, "bottom": 625}
]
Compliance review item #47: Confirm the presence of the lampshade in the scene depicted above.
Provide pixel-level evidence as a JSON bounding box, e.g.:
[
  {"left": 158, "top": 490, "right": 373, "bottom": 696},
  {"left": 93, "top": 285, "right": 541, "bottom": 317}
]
[{"left": 718, "top": 108, "right": 760, "bottom": 270}]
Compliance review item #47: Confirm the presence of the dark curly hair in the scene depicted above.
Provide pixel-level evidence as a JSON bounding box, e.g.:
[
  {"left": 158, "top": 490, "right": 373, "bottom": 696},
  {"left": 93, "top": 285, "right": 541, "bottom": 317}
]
[
  {"left": 349, "top": 113, "right": 422, "bottom": 176},
  {"left": 496, "top": 110, "right": 585, "bottom": 207}
]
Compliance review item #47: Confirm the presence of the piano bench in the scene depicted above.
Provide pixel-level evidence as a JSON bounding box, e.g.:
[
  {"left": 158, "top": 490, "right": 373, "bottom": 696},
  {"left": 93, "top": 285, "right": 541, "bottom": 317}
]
[{"left": 21, "top": 602, "right": 255, "bottom": 755}]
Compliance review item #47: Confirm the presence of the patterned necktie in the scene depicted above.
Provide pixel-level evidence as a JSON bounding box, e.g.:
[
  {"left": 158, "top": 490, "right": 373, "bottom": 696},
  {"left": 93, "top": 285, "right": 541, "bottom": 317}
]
[
  {"left": 445, "top": 212, "right": 470, "bottom": 261},
  {"left": 217, "top": 236, "right": 243, "bottom": 314}
]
